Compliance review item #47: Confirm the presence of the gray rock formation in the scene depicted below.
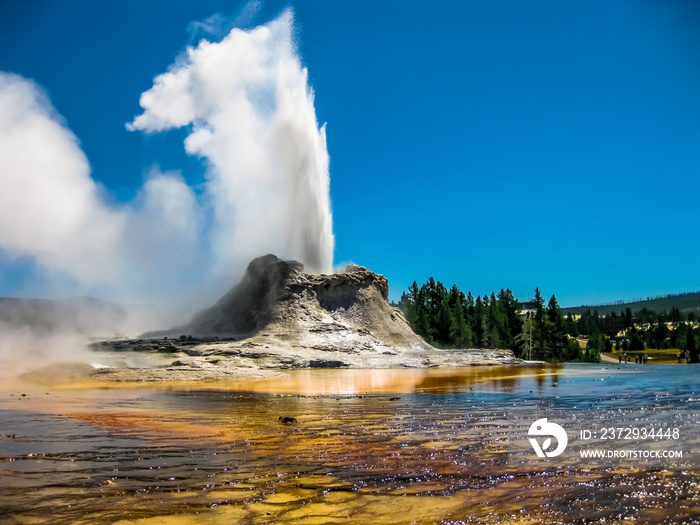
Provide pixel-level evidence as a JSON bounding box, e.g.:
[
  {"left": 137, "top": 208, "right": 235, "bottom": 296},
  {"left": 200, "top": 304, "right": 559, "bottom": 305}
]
[
  {"left": 184, "top": 254, "right": 305, "bottom": 336},
  {"left": 87, "top": 255, "right": 520, "bottom": 381},
  {"left": 117, "top": 255, "right": 517, "bottom": 370},
  {"left": 149, "top": 254, "right": 434, "bottom": 353}
]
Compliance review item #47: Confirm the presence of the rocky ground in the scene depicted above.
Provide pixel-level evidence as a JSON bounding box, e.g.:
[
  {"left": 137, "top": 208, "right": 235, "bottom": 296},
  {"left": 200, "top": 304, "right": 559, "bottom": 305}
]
[
  {"left": 83, "top": 335, "right": 520, "bottom": 383},
  {"left": 23, "top": 255, "right": 522, "bottom": 385}
]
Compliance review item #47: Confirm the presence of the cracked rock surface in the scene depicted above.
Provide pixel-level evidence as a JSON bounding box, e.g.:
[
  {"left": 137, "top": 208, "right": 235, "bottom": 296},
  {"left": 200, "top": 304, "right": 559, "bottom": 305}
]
[{"left": 86, "top": 255, "right": 521, "bottom": 383}]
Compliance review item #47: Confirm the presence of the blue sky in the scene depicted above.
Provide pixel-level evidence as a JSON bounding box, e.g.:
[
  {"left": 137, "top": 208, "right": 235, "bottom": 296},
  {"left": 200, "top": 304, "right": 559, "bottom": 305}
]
[{"left": 1, "top": 0, "right": 699, "bottom": 307}]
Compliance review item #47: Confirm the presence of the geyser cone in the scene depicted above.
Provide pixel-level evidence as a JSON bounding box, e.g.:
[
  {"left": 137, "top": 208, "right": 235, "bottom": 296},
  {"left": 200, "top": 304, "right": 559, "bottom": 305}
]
[{"left": 152, "top": 254, "right": 430, "bottom": 352}]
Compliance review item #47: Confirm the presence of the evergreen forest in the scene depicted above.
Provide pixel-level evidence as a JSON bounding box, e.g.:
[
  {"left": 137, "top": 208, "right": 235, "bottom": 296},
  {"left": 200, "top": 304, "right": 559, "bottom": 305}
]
[{"left": 396, "top": 280, "right": 699, "bottom": 364}]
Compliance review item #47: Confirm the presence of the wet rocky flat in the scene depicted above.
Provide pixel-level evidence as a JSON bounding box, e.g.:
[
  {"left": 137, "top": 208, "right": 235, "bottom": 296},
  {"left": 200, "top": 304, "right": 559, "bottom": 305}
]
[{"left": 82, "top": 334, "right": 520, "bottom": 384}]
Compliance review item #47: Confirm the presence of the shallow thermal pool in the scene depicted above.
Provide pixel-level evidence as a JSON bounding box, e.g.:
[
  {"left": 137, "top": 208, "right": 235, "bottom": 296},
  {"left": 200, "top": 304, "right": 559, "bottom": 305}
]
[{"left": 1, "top": 363, "right": 700, "bottom": 523}]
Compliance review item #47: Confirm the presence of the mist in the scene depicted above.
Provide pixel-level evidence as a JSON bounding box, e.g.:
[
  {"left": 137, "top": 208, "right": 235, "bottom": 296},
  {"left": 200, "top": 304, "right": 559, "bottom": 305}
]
[
  {"left": 0, "top": 10, "right": 334, "bottom": 369},
  {"left": 0, "top": 9, "right": 333, "bottom": 313}
]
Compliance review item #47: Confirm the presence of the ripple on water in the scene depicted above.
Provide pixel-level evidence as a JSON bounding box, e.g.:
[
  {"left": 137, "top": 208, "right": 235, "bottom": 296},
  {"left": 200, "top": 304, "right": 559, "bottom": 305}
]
[{"left": 2, "top": 364, "right": 700, "bottom": 523}]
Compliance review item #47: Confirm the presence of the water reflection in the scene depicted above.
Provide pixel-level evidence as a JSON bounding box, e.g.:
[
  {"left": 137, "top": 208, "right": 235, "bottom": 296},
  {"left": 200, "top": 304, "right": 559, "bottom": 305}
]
[
  {"left": 2, "top": 364, "right": 700, "bottom": 523},
  {"left": 42, "top": 364, "right": 566, "bottom": 395}
]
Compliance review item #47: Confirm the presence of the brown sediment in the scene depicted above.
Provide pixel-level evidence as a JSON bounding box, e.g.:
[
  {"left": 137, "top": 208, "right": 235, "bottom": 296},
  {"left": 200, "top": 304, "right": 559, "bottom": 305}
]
[
  {"left": 17, "top": 364, "right": 556, "bottom": 394},
  {"left": 63, "top": 412, "right": 228, "bottom": 443},
  {"left": 3, "top": 366, "right": 700, "bottom": 524}
]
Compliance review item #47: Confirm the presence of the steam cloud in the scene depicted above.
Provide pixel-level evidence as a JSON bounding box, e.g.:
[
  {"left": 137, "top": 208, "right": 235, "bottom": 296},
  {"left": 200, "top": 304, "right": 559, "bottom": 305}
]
[{"left": 0, "top": 10, "right": 334, "bottom": 323}]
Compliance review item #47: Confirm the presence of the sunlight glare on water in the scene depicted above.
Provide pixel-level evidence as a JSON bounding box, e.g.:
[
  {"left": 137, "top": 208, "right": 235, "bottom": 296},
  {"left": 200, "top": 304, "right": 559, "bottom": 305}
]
[{"left": 2, "top": 364, "right": 700, "bottom": 523}]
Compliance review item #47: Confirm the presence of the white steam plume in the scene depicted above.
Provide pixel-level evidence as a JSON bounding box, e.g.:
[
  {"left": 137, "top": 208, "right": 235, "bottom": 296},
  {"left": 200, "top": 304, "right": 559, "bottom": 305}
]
[
  {"left": 129, "top": 8, "right": 334, "bottom": 275},
  {"left": 0, "top": 9, "right": 334, "bottom": 327},
  {"left": 0, "top": 72, "right": 205, "bottom": 310},
  {"left": 0, "top": 73, "right": 126, "bottom": 284}
]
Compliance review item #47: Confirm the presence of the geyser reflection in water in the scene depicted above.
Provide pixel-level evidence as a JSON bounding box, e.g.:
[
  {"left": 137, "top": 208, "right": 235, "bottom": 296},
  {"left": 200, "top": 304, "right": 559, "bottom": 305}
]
[{"left": 2, "top": 364, "right": 700, "bottom": 523}]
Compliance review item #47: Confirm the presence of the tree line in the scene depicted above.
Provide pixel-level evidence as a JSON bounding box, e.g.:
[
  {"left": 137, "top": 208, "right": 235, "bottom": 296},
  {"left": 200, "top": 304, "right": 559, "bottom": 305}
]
[
  {"left": 397, "top": 279, "right": 699, "bottom": 363},
  {"left": 566, "top": 307, "right": 698, "bottom": 361}
]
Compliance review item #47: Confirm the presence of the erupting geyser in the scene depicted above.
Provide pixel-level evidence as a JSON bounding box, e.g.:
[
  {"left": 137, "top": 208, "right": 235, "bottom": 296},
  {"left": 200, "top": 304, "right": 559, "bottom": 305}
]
[
  {"left": 0, "top": 9, "right": 333, "bottom": 315},
  {"left": 128, "top": 9, "right": 335, "bottom": 275}
]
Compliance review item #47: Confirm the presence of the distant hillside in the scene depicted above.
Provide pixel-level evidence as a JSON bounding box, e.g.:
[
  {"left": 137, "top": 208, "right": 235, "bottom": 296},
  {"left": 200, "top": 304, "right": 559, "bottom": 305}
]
[
  {"left": 563, "top": 291, "right": 700, "bottom": 316},
  {"left": 0, "top": 296, "right": 130, "bottom": 336}
]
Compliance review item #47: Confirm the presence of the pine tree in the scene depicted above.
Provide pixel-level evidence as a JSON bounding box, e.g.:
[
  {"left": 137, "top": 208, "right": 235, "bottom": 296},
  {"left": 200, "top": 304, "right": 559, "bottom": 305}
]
[
  {"left": 532, "top": 288, "right": 547, "bottom": 359},
  {"left": 466, "top": 291, "right": 475, "bottom": 311},
  {"left": 546, "top": 295, "right": 568, "bottom": 361},
  {"left": 687, "top": 324, "right": 698, "bottom": 363},
  {"left": 651, "top": 322, "right": 668, "bottom": 348},
  {"left": 624, "top": 307, "right": 633, "bottom": 328},
  {"left": 436, "top": 300, "right": 454, "bottom": 346},
  {"left": 473, "top": 296, "right": 485, "bottom": 346},
  {"left": 480, "top": 316, "right": 490, "bottom": 347},
  {"left": 499, "top": 288, "right": 521, "bottom": 349},
  {"left": 450, "top": 299, "right": 472, "bottom": 348},
  {"left": 447, "top": 284, "right": 461, "bottom": 310},
  {"left": 487, "top": 291, "right": 506, "bottom": 347},
  {"left": 414, "top": 284, "right": 434, "bottom": 343},
  {"left": 566, "top": 313, "right": 578, "bottom": 337},
  {"left": 582, "top": 334, "right": 603, "bottom": 362},
  {"left": 671, "top": 306, "right": 682, "bottom": 325},
  {"left": 628, "top": 325, "right": 645, "bottom": 351}
]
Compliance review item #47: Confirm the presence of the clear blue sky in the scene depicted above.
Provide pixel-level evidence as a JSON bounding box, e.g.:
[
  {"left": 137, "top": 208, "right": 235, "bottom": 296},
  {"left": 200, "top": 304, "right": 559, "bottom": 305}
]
[{"left": 1, "top": 0, "right": 699, "bottom": 307}]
